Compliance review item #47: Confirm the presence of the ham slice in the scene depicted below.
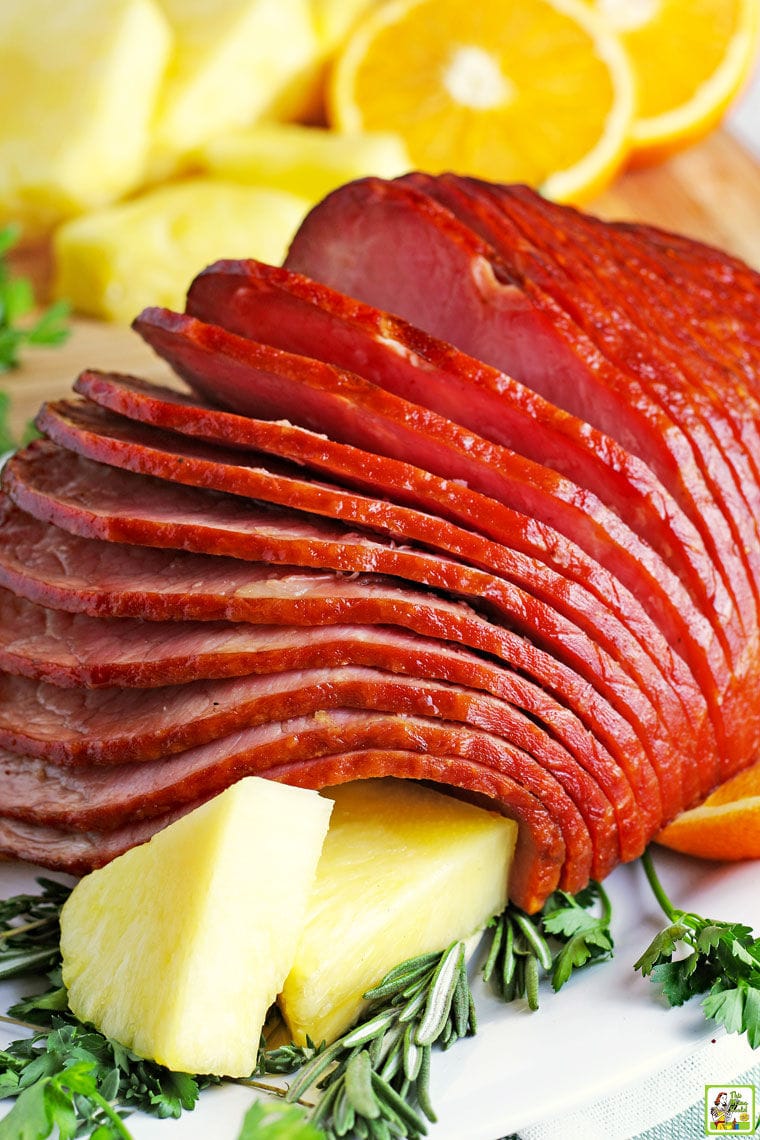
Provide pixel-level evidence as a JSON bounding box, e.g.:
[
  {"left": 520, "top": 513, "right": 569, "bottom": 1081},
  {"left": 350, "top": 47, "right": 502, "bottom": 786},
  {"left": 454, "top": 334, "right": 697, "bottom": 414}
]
[
  {"left": 0, "top": 664, "right": 624, "bottom": 880},
  {"left": 282, "top": 178, "right": 750, "bottom": 667},
  {"left": 0, "top": 709, "right": 590, "bottom": 909},
  {"left": 13, "top": 425, "right": 704, "bottom": 815},
  {"left": 0, "top": 584, "right": 648, "bottom": 856},
  {"left": 0, "top": 745, "right": 567, "bottom": 912}
]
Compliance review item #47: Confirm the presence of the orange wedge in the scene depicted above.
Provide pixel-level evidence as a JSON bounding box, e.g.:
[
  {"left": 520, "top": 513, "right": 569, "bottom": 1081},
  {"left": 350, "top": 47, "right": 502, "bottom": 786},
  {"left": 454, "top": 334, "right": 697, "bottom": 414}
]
[
  {"left": 327, "top": 0, "right": 635, "bottom": 202},
  {"left": 582, "top": 0, "right": 760, "bottom": 165},
  {"left": 656, "top": 760, "right": 760, "bottom": 861}
]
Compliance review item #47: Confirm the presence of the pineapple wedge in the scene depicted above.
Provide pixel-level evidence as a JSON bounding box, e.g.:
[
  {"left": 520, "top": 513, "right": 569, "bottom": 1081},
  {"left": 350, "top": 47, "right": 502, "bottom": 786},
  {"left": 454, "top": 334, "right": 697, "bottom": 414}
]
[
  {"left": 280, "top": 778, "right": 517, "bottom": 1046},
  {"left": 310, "top": 0, "right": 379, "bottom": 49},
  {"left": 0, "top": 0, "right": 171, "bottom": 234},
  {"left": 297, "top": 0, "right": 382, "bottom": 122},
  {"left": 197, "top": 122, "right": 410, "bottom": 204},
  {"left": 53, "top": 177, "right": 310, "bottom": 322},
  {"left": 148, "top": 0, "right": 319, "bottom": 177},
  {"left": 60, "top": 778, "right": 333, "bottom": 1077}
]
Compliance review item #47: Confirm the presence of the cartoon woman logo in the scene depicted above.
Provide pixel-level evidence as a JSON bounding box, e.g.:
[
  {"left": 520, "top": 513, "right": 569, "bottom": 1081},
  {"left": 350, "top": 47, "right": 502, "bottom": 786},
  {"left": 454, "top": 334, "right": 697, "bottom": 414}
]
[{"left": 710, "top": 1091, "right": 739, "bottom": 1131}]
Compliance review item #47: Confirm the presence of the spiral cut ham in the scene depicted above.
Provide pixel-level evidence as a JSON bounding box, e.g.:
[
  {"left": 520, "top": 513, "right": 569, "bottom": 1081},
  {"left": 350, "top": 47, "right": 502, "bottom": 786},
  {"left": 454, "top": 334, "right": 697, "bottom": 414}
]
[{"left": 2, "top": 177, "right": 760, "bottom": 912}]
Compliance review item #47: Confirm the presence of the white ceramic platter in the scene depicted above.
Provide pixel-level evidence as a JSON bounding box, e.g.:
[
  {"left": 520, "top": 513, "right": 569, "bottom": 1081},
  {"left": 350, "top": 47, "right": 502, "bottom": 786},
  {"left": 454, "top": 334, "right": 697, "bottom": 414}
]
[{"left": 2, "top": 850, "right": 758, "bottom": 1139}]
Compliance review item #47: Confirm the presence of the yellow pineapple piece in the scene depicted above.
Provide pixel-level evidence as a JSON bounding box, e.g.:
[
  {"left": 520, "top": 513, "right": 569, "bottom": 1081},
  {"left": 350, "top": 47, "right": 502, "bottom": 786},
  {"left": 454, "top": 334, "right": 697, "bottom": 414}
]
[
  {"left": 0, "top": 0, "right": 171, "bottom": 234},
  {"left": 53, "top": 177, "right": 310, "bottom": 322},
  {"left": 280, "top": 778, "right": 517, "bottom": 1046},
  {"left": 148, "top": 0, "right": 320, "bottom": 177},
  {"left": 197, "top": 122, "right": 410, "bottom": 204},
  {"left": 298, "top": 0, "right": 381, "bottom": 121},
  {"left": 60, "top": 778, "right": 333, "bottom": 1077},
  {"left": 310, "top": 0, "right": 379, "bottom": 50}
]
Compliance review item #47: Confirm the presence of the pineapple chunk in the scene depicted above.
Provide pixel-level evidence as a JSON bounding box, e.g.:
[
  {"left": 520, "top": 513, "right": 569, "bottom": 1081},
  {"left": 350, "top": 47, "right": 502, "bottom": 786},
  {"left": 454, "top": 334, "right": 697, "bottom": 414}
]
[
  {"left": 197, "top": 122, "right": 410, "bottom": 204},
  {"left": 148, "top": 0, "right": 319, "bottom": 177},
  {"left": 0, "top": 0, "right": 171, "bottom": 234},
  {"left": 297, "top": 0, "right": 382, "bottom": 122},
  {"left": 280, "top": 778, "right": 517, "bottom": 1046},
  {"left": 53, "top": 177, "right": 310, "bottom": 322},
  {"left": 309, "top": 0, "right": 379, "bottom": 50},
  {"left": 60, "top": 778, "right": 333, "bottom": 1077}
]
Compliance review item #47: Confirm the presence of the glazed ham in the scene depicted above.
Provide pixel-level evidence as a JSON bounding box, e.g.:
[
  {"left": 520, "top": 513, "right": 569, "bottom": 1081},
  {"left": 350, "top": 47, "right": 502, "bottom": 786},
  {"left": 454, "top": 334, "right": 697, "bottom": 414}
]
[{"left": 1, "top": 176, "right": 759, "bottom": 912}]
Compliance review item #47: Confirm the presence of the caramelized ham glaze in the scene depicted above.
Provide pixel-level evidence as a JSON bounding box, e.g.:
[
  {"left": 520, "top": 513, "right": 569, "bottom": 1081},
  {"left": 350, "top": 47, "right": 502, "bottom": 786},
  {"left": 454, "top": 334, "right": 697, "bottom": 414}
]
[{"left": 1, "top": 176, "right": 758, "bottom": 911}]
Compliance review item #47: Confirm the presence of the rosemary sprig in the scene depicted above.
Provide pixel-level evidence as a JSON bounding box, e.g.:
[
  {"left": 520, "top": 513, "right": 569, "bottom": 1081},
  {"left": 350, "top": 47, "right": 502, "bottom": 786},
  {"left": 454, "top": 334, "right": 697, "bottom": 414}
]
[
  {"left": 259, "top": 941, "right": 476, "bottom": 1139},
  {"left": 0, "top": 877, "right": 69, "bottom": 982},
  {"left": 634, "top": 849, "right": 760, "bottom": 1048}
]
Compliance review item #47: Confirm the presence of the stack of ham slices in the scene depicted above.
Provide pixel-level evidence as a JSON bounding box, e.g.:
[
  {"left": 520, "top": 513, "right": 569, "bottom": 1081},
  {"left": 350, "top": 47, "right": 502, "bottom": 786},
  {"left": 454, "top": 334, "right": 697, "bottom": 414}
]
[{"left": 1, "top": 175, "right": 759, "bottom": 913}]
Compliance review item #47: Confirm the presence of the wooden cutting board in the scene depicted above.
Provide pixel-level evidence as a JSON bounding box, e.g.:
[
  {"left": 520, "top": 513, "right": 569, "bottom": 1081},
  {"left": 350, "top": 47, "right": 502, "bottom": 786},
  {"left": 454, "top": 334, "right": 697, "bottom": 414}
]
[{"left": 3, "top": 128, "right": 759, "bottom": 439}]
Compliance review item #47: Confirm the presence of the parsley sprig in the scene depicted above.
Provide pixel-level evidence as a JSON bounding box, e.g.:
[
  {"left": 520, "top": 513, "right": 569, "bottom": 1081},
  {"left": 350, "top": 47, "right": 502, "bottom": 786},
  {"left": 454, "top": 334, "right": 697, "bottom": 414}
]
[
  {"left": 237, "top": 1100, "right": 324, "bottom": 1138},
  {"left": 0, "top": 224, "right": 70, "bottom": 375},
  {"left": 634, "top": 849, "right": 760, "bottom": 1048},
  {"left": 0, "top": 1006, "right": 215, "bottom": 1139}
]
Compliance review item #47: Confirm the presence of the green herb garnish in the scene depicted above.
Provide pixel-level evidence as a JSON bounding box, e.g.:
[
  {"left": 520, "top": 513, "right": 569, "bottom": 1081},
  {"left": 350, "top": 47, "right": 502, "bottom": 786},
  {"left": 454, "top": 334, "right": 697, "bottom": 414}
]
[
  {"left": 635, "top": 848, "right": 760, "bottom": 1048},
  {"left": 482, "top": 883, "right": 614, "bottom": 1006},
  {"left": 7, "top": 854, "right": 754, "bottom": 1140},
  {"left": 0, "top": 879, "right": 214, "bottom": 1139},
  {"left": 237, "top": 1099, "right": 325, "bottom": 1138},
  {"left": 0, "top": 224, "right": 70, "bottom": 375},
  {"left": 542, "top": 881, "right": 615, "bottom": 991},
  {"left": 0, "top": 877, "right": 69, "bottom": 983},
  {"left": 260, "top": 940, "right": 476, "bottom": 1139},
  {"left": 0, "top": 1015, "right": 212, "bottom": 1139}
]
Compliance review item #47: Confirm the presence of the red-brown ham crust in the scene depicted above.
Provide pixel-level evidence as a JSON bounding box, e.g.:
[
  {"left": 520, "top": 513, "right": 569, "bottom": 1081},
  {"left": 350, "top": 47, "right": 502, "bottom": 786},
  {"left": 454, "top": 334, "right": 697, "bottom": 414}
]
[
  {"left": 0, "top": 585, "right": 649, "bottom": 860},
  {"left": 0, "top": 716, "right": 578, "bottom": 911},
  {"left": 281, "top": 180, "right": 746, "bottom": 658},
  {"left": 8, "top": 430, "right": 698, "bottom": 819},
  {"left": 403, "top": 173, "right": 760, "bottom": 631},
  {"left": 0, "top": 499, "right": 666, "bottom": 835},
  {"left": 0, "top": 748, "right": 565, "bottom": 912}
]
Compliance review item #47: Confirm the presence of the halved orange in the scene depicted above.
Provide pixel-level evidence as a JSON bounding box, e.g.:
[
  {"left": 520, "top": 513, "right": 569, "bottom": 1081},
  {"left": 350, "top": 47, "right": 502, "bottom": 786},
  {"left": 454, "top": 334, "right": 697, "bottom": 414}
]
[
  {"left": 581, "top": 0, "right": 760, "bottom": 165},
  {"left": 327, "top": 0, "right": 636, "bottom": 202},
  {"left": 656, "top": 760, "right": 760, "bottom": 861}
]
